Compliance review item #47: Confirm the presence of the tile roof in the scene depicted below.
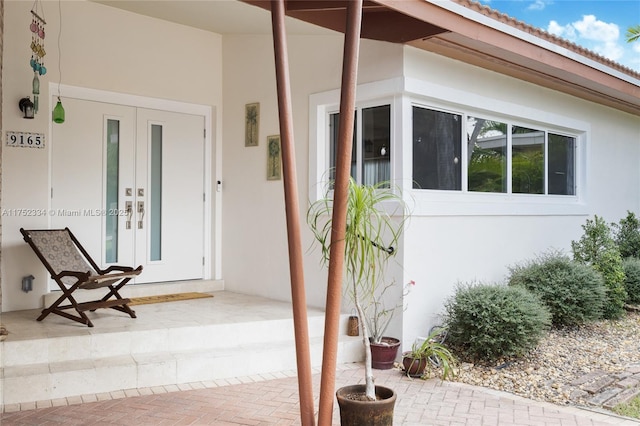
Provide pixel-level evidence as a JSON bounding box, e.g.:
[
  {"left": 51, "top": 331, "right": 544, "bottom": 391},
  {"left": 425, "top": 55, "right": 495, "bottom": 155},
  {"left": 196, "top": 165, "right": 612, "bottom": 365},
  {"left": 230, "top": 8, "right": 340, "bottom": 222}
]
[{"left": 452, "top": 0, "right": 640, "bottom": 79}]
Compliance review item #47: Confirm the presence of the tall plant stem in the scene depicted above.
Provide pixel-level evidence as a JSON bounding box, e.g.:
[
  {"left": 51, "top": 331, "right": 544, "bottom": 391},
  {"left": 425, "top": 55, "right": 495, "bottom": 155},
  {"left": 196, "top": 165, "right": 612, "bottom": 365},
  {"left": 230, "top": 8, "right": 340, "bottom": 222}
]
[{"left": 355, "top": 295, "right": 375, "bottom": 400}]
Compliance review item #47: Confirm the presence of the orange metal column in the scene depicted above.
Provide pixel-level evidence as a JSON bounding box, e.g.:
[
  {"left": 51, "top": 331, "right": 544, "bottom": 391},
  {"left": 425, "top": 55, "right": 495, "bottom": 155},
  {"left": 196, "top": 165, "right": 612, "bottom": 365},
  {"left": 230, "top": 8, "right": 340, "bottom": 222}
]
[
  {"left": 317, "top": 1, "right": 363, "bottom": 425},
  {"left": 270, "top": 1, "right": 315, "bottom": 425}
]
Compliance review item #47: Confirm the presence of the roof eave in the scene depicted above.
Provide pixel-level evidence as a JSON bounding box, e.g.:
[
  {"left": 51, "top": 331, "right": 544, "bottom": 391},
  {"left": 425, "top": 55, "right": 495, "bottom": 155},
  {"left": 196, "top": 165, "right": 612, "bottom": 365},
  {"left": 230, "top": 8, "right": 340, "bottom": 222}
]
[
  {"left": 243, "top": 0, "right": 640, "bottom": 116},
  {"left": 379, "top": 0, "right": 640, "bottom": 116}
]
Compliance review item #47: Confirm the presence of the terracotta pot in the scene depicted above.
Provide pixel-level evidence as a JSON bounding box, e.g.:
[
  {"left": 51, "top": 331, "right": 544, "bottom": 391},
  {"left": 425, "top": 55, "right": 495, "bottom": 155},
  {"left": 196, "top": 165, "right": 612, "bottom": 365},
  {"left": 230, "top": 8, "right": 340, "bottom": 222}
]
[
  {"left": 336, "top": 384, "right": 396, "bottom": 426},
  {"left": 402, "top": 352, "right": 428, "bottom": 377},
  {"left": 370, "top": 337, "right": 401, "bottom": 370}
]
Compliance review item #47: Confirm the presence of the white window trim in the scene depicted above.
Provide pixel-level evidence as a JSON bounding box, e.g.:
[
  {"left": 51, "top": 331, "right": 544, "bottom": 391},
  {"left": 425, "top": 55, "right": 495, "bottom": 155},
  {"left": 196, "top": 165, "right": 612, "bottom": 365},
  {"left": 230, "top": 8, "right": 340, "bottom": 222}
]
[
  {"left": 309, "top": 78, "right": 403, "bottom": 201},
  {"left": 309, "top": 77, "right": 590, "bottom": 216}
]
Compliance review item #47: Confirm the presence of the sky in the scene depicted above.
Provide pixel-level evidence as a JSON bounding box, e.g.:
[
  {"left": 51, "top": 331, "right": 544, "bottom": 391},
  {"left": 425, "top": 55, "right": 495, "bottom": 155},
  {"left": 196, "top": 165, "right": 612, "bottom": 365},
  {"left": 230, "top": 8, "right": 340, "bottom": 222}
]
[{"left": 477, "top": 0, "right": 640, "bottom": 73}]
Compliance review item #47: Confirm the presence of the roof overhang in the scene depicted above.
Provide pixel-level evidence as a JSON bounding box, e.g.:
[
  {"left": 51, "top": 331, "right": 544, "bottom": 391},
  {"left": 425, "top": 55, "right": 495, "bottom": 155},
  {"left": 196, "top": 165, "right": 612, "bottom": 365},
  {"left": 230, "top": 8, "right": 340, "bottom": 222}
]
[{"left": 243, "top": 0, "right": 640, "bottom": 116}]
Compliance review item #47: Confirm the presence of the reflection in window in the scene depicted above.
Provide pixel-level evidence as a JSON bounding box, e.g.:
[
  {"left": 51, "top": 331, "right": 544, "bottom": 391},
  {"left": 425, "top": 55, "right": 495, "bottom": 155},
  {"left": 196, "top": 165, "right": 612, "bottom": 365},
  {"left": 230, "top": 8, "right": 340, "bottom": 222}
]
[
  {"left": 329, "top": 105, "right": 391, "bottom": 186},
  {"left": 467, "top": 117, "right": 507, "bottom": 193},
  {"left": 512, "top": 126, "right": 545, "bottom": 194},
  {"left": 548, "top": 133, "right": 575, "bottom": 195},
  {"left": 329, "top": 112, "right": 356, "bottom": 183},
  {"left": 412, "top": 107, "right": 461, "bottom": 190},
  {"left": 362, "top": 105, "right": 390, "bottom": 186}
]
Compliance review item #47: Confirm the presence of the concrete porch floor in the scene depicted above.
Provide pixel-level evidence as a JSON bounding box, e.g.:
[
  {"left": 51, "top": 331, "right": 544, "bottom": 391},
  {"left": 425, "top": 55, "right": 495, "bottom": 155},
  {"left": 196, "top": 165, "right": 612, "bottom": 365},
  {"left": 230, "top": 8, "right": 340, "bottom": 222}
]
[{"left": 0, "top": 290, "right": 362, "bottom": 409}]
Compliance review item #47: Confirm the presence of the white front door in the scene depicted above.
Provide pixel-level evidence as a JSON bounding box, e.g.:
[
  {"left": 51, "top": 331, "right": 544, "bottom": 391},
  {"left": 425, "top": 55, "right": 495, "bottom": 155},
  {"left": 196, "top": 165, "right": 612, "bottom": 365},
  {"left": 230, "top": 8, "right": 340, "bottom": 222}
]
[{"left": 51, "top": 97, "right": 205, "bottom": 283}]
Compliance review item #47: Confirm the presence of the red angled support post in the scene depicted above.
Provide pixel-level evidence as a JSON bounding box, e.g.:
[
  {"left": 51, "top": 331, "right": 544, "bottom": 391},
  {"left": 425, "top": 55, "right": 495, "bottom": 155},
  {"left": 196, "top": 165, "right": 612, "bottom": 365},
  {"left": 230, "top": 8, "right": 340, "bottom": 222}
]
[
  {"left": 317, "top": 1, "right": 363, "bottom": 425},
  {"left": 270, "top": 1, "right": 315, "bottom": 425}
]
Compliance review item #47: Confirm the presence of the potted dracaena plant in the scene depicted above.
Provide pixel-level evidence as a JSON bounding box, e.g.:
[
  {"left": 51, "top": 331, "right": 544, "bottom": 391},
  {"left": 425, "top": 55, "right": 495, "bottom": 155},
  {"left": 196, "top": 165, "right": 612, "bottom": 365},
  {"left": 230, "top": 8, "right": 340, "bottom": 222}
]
[{"left": 308, "top": 177, "right": 407, "bottom": 424}]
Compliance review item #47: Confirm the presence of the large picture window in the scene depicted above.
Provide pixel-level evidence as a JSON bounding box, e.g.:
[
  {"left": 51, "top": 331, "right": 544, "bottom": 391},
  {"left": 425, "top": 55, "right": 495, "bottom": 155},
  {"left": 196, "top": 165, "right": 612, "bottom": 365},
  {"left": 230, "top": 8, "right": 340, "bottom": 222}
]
[
  {"left": 412, "top": 107, "right": 576, "bottom": 196},
  {"left": 309, "top": 80, "right": 583, "bottom": 211},
  {"left": 329, "top": 104, "right": 391, "bottom": 186}
]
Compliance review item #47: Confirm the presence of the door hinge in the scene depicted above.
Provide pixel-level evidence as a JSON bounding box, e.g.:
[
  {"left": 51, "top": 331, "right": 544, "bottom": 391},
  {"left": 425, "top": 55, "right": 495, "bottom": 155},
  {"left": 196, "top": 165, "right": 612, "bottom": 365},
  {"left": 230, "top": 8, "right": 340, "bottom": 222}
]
[
  {"left": 203, "top": 193, "right": 206, "bottom": 202},
  {"left": 202, "top": 257, "right": 205, "bottom": 265},
  {"left": 204, "top": 128, "right": 206, "bottom": 138},
  {"left": 51, "top": 188, "right": 53, "bottom": 199}
]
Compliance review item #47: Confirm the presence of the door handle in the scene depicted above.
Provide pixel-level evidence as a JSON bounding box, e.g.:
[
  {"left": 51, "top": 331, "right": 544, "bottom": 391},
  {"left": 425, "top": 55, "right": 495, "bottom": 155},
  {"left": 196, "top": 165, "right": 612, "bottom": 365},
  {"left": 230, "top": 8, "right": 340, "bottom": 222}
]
[
  {"left": 125, "top": 201, "right": 133, "bottom": 230},
  {"left": 137, "top": 201, "right": 145, "bottom": 229}
]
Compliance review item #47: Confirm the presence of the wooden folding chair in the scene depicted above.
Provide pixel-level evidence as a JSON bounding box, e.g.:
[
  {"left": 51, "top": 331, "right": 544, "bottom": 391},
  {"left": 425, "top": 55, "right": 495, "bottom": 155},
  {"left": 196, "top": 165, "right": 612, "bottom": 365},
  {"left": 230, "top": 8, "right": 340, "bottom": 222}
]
[{"left": 20, "top": 227, "right": 143, "bottom": 327}]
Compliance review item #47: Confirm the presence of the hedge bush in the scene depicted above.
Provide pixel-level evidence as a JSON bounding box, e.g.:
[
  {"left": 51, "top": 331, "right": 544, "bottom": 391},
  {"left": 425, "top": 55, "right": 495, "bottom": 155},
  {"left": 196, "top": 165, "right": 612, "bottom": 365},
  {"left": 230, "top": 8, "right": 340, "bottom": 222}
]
[
  {"left": 572, "top": 215, "right": 627, "bottom": 320},
  {"left": 444, "top": 283, "right": 551, "bottom": 362},
  {"left": 613, "top": 211, "right": 640, "bottom": 259},
  {"left": 508, "top": 251, "right": 606, "bottom": 326},
  {"left": 622, "top": 257, "right": 640, "bottom": 305}
]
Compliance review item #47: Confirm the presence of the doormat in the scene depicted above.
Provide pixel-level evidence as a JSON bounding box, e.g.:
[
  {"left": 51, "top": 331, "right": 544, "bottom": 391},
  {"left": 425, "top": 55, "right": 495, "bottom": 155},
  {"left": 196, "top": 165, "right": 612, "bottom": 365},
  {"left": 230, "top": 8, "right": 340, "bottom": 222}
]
[{"left": 128, "top": 292, "right": 213, "bottom": 306}]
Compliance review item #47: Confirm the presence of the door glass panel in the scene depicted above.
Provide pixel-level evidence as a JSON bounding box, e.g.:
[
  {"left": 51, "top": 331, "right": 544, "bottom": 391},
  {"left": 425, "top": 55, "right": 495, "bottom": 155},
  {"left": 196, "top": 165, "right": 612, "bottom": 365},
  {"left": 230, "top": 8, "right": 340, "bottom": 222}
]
[
  {"left": 150, "top": 124, "right": 163, "bottom": 261},
  {"left": 105, "top": 119, "right": 119, "bottom": 263}
]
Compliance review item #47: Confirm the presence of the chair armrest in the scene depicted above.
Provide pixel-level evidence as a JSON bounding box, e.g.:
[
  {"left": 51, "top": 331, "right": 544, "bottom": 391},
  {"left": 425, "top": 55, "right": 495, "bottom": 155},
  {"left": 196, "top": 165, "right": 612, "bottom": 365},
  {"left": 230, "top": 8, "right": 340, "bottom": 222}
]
[
  {"left": 86, "top": 270, "right": 142, "bottom": 283},
  {"left": 81, "top": 269, "right": 143, "bottom": 290},
  {"left": 99, "top": 265, "right": 143, "bottom": 274}
]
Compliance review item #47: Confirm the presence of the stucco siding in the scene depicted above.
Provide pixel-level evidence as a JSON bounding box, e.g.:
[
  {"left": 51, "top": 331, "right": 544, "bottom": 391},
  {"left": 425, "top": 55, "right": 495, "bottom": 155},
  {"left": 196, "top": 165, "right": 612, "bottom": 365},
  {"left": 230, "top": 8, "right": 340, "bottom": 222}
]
[
  {"left": 1, "top": 0, "right": 222, "bottom": 311},
  {"left": 400, "top": 46, "right": 640, "bottom": 348}
]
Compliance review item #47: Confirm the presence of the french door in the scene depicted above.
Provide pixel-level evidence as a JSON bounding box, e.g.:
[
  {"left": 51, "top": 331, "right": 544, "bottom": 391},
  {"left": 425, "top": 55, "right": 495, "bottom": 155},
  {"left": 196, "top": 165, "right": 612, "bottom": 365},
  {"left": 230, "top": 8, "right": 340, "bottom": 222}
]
[{"left": 51, "top": 98, "right": 205, "bottom": 283}]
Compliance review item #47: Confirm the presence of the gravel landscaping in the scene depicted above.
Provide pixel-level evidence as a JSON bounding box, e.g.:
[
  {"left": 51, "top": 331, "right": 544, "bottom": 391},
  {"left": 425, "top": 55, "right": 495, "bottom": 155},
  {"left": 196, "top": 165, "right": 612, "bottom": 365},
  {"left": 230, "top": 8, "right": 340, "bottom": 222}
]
[{"left": 452, "top": 309, "right": 640, "bottom": 409}]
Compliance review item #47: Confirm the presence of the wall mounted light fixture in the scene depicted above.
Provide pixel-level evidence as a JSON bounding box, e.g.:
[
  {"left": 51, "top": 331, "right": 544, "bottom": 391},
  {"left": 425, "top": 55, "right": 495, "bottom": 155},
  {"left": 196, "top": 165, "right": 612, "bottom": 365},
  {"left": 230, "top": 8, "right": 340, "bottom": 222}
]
[{"left": 19, "top": 97, "right": 35, "bottom": 119}]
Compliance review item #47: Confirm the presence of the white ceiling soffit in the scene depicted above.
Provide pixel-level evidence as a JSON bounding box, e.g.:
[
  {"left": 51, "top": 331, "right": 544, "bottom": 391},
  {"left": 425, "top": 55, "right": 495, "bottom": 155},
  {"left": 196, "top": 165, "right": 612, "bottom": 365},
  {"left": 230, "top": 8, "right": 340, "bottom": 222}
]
[{"left": 93, "top": 0, "right": 337, "bottom": 35}]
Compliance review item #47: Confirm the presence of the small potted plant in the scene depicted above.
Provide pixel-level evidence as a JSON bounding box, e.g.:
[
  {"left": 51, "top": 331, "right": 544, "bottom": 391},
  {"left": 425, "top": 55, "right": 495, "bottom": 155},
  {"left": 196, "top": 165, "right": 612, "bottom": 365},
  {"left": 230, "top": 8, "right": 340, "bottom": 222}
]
[
  {"left": 366, "top": 279, "right": 415, "bottom": 370},
  {"left": 402, "top": 328, "right": 456, "bottom": 379}
]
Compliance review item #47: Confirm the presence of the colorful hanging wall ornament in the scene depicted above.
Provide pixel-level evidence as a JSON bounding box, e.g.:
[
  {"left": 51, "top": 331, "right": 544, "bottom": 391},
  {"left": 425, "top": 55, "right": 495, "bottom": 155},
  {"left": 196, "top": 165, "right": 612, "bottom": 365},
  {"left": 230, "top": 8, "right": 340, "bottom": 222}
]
[
  {"left": 29, "top": 0, "right": 46, "bottom": 116},
  {"left": 30, "top": 0, "right": 46, "bottom": 75}
]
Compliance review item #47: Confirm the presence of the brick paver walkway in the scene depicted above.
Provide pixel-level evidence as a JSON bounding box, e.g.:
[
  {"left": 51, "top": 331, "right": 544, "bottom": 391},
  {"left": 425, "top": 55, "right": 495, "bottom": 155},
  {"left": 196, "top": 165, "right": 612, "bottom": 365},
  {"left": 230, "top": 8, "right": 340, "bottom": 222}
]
[{"left": 2, "top": 364, "right": 639, "bottom": 425}]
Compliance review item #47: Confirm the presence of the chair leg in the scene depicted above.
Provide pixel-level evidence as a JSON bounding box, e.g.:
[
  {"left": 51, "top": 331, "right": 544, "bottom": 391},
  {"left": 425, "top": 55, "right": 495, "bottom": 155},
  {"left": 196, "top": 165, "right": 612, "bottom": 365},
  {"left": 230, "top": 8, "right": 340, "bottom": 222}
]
[
  {"left": 38, "top": 288, "right": 94, "bottom": 327},
  {"left": 100, "top": 280, "right": 137, "bottom": 319}
]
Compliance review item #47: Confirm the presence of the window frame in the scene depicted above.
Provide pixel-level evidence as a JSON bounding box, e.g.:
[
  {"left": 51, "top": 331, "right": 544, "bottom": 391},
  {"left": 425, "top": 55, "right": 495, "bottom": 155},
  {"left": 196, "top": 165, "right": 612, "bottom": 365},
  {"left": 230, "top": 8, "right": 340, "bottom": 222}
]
[
  {"left": 309, "top": 79, "right": 402, "bottom": 201},
  {"left": 327, "top": 103, "right": 393, "bottom": 186},
  {"left": 309, "top": 77, "right": 589, "bottom": 216}
]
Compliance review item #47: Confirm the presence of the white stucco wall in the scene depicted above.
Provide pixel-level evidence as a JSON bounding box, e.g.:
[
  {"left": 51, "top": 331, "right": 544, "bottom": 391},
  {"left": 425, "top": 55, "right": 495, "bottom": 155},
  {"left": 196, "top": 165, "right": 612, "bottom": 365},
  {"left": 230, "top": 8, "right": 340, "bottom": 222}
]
[
  {"left": 399, "top": 48, "right": 640, "bottom": 348},
  {"left": 220, "top": 33, "right": 404, "bottom": 309},
  {"left": 1, "top": 0, "right": 221, "bottom": 311}
]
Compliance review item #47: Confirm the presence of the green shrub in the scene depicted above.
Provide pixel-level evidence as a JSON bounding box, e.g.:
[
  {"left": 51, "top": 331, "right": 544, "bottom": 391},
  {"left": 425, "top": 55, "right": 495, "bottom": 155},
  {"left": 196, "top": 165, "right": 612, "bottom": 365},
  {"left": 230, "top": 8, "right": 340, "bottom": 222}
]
[
  {"left": 572, "top": 215, "right": 627, "bottom": 319},
  {"left": 622, "top": 257, "right": 640, "bottom": 305},
  {"left": 612, "top": 211, "right": 640, "bottom": 259},
  {"left": 444, "top": 283, "right": 551, "bottom": 362},
  {"left": 507, "top": 251, "right": 606, "bottom": 326}
]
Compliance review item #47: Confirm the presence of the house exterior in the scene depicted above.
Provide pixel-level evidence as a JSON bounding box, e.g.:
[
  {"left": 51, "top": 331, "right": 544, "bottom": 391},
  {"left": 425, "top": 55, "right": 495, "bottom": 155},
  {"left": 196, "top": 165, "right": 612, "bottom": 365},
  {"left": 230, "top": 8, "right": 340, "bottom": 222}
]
[{"left": 1, "top": 0, "right": 639, "bottom": 350}]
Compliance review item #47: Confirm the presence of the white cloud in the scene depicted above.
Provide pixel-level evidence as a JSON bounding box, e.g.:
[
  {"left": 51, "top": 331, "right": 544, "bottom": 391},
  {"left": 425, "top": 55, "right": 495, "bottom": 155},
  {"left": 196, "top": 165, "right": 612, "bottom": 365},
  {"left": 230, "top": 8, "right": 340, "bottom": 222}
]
[
  {"left": 547, "top": 20, "right": 576, "bottom": 40},
  {"left": 546, "top": 15, "right": 628, "bottom": 64},
  {"left": 572, "top": 15, "right": 619, "bottom": 43},
  {"left": 527, "top": 0, "right": 548, "bottom": 11}
]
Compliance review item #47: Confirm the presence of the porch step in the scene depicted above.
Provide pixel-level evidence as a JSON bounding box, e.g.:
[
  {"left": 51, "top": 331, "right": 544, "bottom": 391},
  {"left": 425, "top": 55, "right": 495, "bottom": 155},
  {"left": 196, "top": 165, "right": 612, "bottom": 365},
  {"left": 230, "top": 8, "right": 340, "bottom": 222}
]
[{"left": 0, "top": 293, "right": 364, "bottom": 406}]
